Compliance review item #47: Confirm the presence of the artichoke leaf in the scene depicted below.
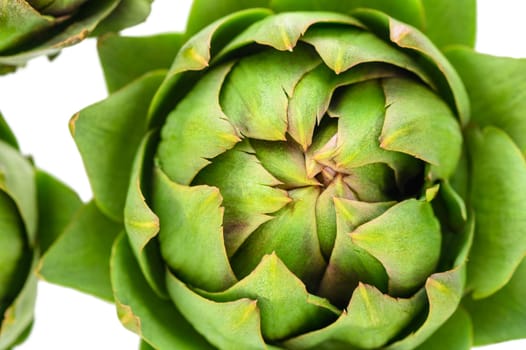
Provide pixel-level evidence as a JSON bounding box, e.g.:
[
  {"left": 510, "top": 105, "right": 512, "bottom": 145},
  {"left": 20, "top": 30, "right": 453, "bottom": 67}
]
[
  {"left": 216, "top": 11, "right": 363, "bottom": 57},
  {"left": 0, "top": 256, "right": 37, "bottom": 350},
  {"left": 192, "top": 140, "right": 291, "bottom": 257},
  {"left": 38, "top": 201, "right": 120, "bottom": 301},
  {"left": 98, "top": 32, "right": 184, "bottom": 93},
  {"left": 301, "top": 25, "right": 433, "bottom": 87},
  {"left": 436, "top": 211, "right": 475, "bottom": 276},
  {"left": 111, "top": 233, "right": 214, "bottom": 350},
  {"left": 271, "top": 0, "right": 356, "bottom": 13},
  {"left": 334, "top": 198, "right": 395, "bottom": 233},
  {"left": 453, "top": 213, "right": 475, "bottom": 269},
  {"left": 285, "top": 283, "right": 426, "bottom": 349},
  {"left": 414, "top": 306, "right": 473, "bottom": 350},
  {"left": 385, "top": 266, "right": 465, "bottom": 350},
  {"left": 165, "top": 273, "right": 267, "bottom": 350},
  {"left": 0, "top": 191, "right": 27, "bottom": 303},
  {"left": 270, "top": 0, "right": 425, "bottom": 31},
  {"left": 0, "top": 140, "right": 37, "bottom": 244},
  {"left": 0, "top": 0, "right": 55, "bottom": 52},
  {"left": 0, "top": 112, "right": 19, "bottom": 150},
  {"left": 289, "top": 62, "right": 409, "bottom": 150},
  {"left": 315, "top": 176, "right": 356, "bottom": 259},
  {"left": 287, "top": 63, "right": 334, "bottom": 149},
  {"left": 352, "top": 9, "right": 470, "bottom": 126},
  {"left": 305, "top": 118, "right": 338, "bottom": 178},
  {"left": 231, "top": 187, "right": 326, "bottom": 290},
  {"left": 420, "top": 0, "right": 476, "bottom": 49},
  {"left": 124, "top": 131, "right": 167, "bottom": 298},
  {"left": 0, "top": 0, "right": 121, "bottom": 66},
  {"left": 446, "top": 47, "right": 526, "bottom": 154},
  {"left": 329, "top": 80, "right": 420, "bottom": 184},
  {"left": 318, "top": 198, "right": 393, "bottom": 306},
  {"left": 149, "top": 8, "right": 272, "bottom": 125},
  {"left": 153, "top": 167, "right": 238, "bottom": 292},
  {"left": 24, "top": 0, "right": 54, "bottom": 10},
  {"left": 163, "top": 8, "right": 273, "bottom": 81},
  {"left": 465, "top": 126, "right": 526, "bottom": 298},
  {"left": 91, "top": 0, "right": 153, "bottom": 36},
  {"left": 139, "top": 340, "right": 155, "bottom": 350},
  {"left": 72, "top": 71, "right": 164, "bottom": 222},
  {"left": 351, "top": 199, "right": 442, "bottom": 296},
  {"left": 436, "top": 180, "right": 468, "bottom": 230},
  {"left": 463, "top": 258, "right": 526, "bottom": 345},
  {"left": 343, "top": 164, "right": 398, "bottom": 203},
  {"left": 157, "top": 62, "right": 240, "bottom": 185},
  {"left": 250, "top": 138, "right": 319, "bottom": 188},
  {"left": 329, "top": 80, "right": 387, "bottom": 169},
  {"left": 186, "top": 0, "right": 272, "bottom": 35},
  {"left": 36, "top": 0, "right": 88, "bottom": 16},
  {"left": 35, "top": 170, "right": 82, "bottom": 254},
  {"left": 220, "top": 45, "right": 320, "bottom": 141},
  {"left": 199, "top": 253, "right": 339, "bottom": 342},
  {"left": 380, "top": 77, "right": 462, "bottom": 180}
]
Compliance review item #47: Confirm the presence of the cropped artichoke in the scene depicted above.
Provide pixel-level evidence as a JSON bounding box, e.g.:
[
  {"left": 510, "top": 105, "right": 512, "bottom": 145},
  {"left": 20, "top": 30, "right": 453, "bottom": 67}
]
[
  {"left": 41, "top": 1, "right": 526, "bottom": 349},
  {"left": 0, "top": 112, "right": 81, "bottom": 349},
  {"left": 0, "top": 0, "right": 153, "bottom": 74}
]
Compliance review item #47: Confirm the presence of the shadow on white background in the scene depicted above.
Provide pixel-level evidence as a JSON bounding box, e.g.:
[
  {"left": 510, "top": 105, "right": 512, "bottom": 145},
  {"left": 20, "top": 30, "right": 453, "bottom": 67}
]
[{"left": 0, "top": 0, "right": 523, "bottom": 349}]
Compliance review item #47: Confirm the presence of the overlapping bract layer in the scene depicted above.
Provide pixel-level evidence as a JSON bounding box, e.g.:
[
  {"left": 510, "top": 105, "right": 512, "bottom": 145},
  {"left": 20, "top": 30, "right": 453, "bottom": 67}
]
[
  {"left": 0, "top": 0, "right": 153, "bottom": 73},
  {"left": 0, "top": 112, "right": 81, "bottom": 350},
  {"left": 128, "top": 10, "right": 469, "bottom": 349},
  {"left": 0, "top": 113, "right": 37, "bottom": 350}
]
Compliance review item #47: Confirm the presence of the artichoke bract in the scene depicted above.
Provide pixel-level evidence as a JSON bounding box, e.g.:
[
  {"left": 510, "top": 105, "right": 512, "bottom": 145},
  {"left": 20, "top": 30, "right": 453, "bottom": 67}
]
[
  {"left": 0, "top": 112, "right": 81, "bottom": 349},
  {"left": 40, "top": 1, "right": 526, "bottom": 349},
  {"left": 0, "top": 0, "right": 153, "bottom": 74}
]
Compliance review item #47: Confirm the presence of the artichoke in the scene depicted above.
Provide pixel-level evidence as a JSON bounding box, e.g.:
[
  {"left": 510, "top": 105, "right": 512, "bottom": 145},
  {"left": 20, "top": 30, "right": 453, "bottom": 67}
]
[
  {"left": 41, "top": 1, "right": 526, "bottom": 349},
  {"left": 0, "top": 0, "right": 153, "bottom": 74},
  {"left": 0, "top": 112, "right": 81, "bottom": 349}
]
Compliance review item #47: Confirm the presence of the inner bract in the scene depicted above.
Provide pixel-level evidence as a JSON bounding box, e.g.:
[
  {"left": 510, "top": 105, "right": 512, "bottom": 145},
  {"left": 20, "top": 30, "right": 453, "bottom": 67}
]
[{"left": 156, "top": 36, "right": 458, "bottom": 308}]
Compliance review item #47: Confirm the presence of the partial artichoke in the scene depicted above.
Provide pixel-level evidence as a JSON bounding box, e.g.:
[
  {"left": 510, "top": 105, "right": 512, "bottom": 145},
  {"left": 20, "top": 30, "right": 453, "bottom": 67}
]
[
  {"left": 41, "top": 1, "right": 526, "bottom": 349},
  {"left": 0, "top": 112, "right": 81, "bottom": 349},
  {"left": 0, "top": 0, "right": 153, "bottom": 74}
]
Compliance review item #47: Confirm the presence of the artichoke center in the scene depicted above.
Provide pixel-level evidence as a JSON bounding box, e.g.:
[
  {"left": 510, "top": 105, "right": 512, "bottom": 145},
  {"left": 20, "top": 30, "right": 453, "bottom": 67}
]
[{"left": 315, "top": 166, "right": 338, "bottom": 188}]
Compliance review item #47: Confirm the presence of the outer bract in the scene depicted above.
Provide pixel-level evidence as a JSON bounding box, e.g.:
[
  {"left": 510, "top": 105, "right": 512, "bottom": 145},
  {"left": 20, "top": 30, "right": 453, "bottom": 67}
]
[
  {"left": 41, "top": 1, "right": 526, "bottom": 349},
  {"left": 0, "top": 0, "right": 153, "bottom": 74},
  {"left": 0, "top": 112, "right": 81, "bottom": 349}
]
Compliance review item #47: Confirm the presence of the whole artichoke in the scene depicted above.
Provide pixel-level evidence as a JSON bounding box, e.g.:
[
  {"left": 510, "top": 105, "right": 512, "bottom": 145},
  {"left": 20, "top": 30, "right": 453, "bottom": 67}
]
[
  {"left": 0, "top": 0, "right": 153, "bottom": 74},
  {"left": 0, "top": 112, "right": 81, "bottom": 349},
  {"left": 41, "top": 1, "right": 526, "bottom": 349}
]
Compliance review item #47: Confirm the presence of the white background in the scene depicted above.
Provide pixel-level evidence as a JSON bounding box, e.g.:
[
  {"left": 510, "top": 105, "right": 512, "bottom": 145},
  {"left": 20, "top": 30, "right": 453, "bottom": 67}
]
[{"left": 0, "top": 0, "right": 525, "bottom": 349}]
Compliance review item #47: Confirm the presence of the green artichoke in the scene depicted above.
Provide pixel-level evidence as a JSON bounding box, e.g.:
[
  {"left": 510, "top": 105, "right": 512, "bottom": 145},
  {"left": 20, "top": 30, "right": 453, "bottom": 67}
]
[
  {"left": 0, "top": 112, "right": 81, "bottom": 349},
  {"left": 40, "top": 1, "right": 526, "bottom": 349},
  {"left": 0, "top": 0, "right": 153, "bottom": 74}
]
